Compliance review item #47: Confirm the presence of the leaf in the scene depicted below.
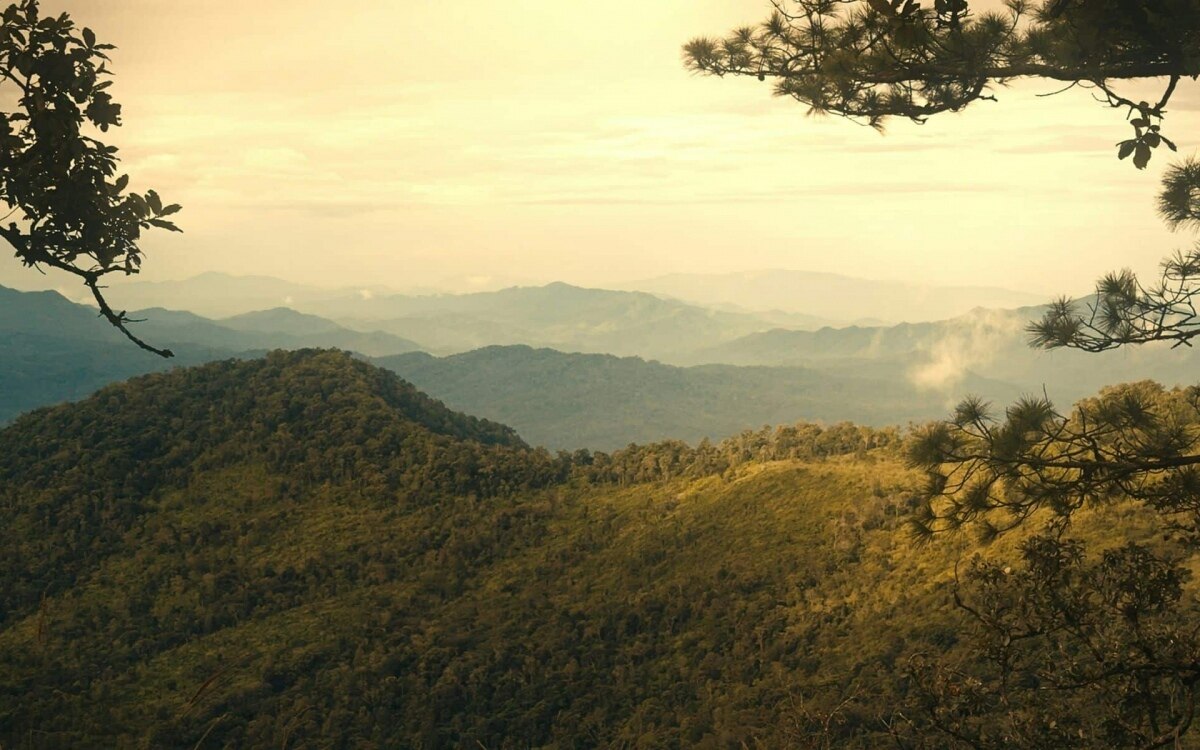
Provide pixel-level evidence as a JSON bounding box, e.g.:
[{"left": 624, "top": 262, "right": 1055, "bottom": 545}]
[
  {"left": 127, "top": 192, "right": 148, "bottom": 218},
  {"left": 148, "top": 218, "right": 181, "bottom": 232},
  {"left": 145, "top": 189, "right": 162, "bottom": 214},
  {"left": 1144, "top": 133, "right": 1161, "bottom": 148},
  {"left": 158, "top": 203, "right": 182, "bottom": 216},
  {"left": 1133, "top": 142, "right": 1152, "bottom": 170},
  {"left": 82, "top": 26, "right": 94, "bottom": 48},
  {"left": 1118, "top": 140, "right": 1136, "bottom": 160},
  {"left": 1162, "top": 136, "right": 1178, "bottom": 152},
  {"left": 1130, "top": 117, "right": 1149, "bottom": 129}
]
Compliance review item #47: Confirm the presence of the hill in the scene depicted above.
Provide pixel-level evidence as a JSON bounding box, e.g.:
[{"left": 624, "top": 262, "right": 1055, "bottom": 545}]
[
  {"left": 0, "top": 351, "right": 1173, "bottom": 748},
  {"left": 618, "top": 269, "right": 1047, "bottom": 323},
  {"left": 690, "top": 305, "right": 1200, "bottom": 409},
  {"left": 376, "top": 345, "right": 1022, "bottom": 450},
  {"left": 0, "top": 286, "right": 245, "bottom": 424},
  {"left": 0, "top": 286, "right": 421, "bottom": 424},
  {"left": 321, "top": 282, "right": 804, "bottom": 358},
  {"left": 129, "top": 306, "right": 423, "bottom": 357},
  {"left": 0, "top": 352, "right": 916, "bottom": 748}
]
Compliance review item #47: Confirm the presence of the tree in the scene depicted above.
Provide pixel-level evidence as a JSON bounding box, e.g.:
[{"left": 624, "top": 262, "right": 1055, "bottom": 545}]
[
  {"left": 684, "top": 0, "right": 1194, "bottom": 169},
  {"left": 0, "top": 0, "right": 181, "bottom": 357},
  {"left": 688, "top": 1, "right": 1200, "bottom": 746}
]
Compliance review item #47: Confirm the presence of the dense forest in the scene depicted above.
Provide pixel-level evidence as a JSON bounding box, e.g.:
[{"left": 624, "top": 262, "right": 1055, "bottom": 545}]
[{"left": 0, "top": 350, "right": 1184, "bottom": 748}]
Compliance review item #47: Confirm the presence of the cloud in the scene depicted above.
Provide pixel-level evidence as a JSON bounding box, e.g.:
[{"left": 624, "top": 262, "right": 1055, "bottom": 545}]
[{"left": 908, "top": 310, "right": 1025, "bottom": 391}]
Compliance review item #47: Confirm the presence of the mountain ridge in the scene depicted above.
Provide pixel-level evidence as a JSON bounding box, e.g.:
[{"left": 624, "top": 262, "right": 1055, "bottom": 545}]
[{"left": 0, "top": 349, "right": 1159, "bottom": 748}]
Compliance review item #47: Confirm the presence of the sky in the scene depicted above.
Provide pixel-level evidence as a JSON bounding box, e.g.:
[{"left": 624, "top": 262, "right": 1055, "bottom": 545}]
[{"left": 3, "top": 0, "right": 1199, "bottom": 297}]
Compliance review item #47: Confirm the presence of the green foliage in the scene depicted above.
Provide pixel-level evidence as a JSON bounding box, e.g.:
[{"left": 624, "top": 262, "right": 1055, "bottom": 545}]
[
  {"left": 901, "top": 536, "right": 1200, "bottom": 748},
  {"left": 0, "top": 351, "right": 926, "bottom": 747},
  {"left": 687, "top": 2, "right": 1200, "bottom": 744},
  {"left": 379, "top": 345, "right": 928, "bottom": 451},
  {"left": 0, "top": 0, "right": 179, "bottom": 355},
  {"left": 685, "top": 0, "right": 1198, "bottom": 168},
  {"left": 0, "top": 352, "right": 1195, "bottom": 747}
]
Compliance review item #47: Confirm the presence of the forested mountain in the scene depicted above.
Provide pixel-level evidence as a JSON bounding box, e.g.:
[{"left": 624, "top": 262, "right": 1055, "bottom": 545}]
[
  {"left": 0, "top": 286, "right": 241, "bottom": 424},
  {"left": 619, "top": 269, "right": 1045, "bottom": 323},
  {"left": 377, "top": 345, "right": 1022, "bottom": 450},
  {"left": 0, "top": 351, "right": 1166, "bottom": 748},
  {"left": 0, "top": 286, "right": 415, "bottom": 423}
]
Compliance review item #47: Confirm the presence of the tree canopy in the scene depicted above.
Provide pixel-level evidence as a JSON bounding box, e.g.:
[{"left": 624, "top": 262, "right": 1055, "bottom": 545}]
[
  {"left": 685, "top": 0, "right": 1197, "bottom": 169},
  {"left": 0, "top": 0, "right": 180, "bottom": 356}
]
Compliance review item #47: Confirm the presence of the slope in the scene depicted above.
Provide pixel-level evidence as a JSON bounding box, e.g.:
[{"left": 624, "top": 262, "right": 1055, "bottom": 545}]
[
  {"left": 376, "top": 345, "right": 1023, "bottom": 450},
  {"left": 0, "top": 352, "right": 1168, "bottom": 748}
]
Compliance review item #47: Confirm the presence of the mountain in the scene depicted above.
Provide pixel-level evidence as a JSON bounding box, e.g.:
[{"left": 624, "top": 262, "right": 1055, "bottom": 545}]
[
  {"left": 689, "top": 305, "right": 1200, "bottom": 409},
  {"left": 2, "top": 280, "right": 1016, "bottom": 449},
  {"left": 0, "top": 351, "right": 1158, "bottom": 748},
  {"left": 9, "top": 282, "right": 1194, "bottom": 452},
  {"left": 376, "top": 345, "right": 1023, "bottom": 450},
  {"left": 0, "top": 286, "right": 244, "bottom": 424},
  {"left": 103, "top": 276, "right": 851, "bottom": 359},
  {"left": 221, "top": 307, "right": 346, "bottom": 335},
  {"left": 99, "top": 271, "right": 399, "bottom": 319},
  {"left": 316, "top": 282, "right": 800, "bottom": 358},
  {"left": 617, "top": 269, "right": 1048, "bottom": 323},
  {"left": 130, "top": 306, "right": 423, "bottom": 357},
  {"left": 0, "top": 285, "right": 421, "bottom": 424}
]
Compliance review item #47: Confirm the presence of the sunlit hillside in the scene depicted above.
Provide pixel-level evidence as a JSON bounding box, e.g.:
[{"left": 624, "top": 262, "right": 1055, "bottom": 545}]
[{"left": 0, "top": 351, "right": 1180, "bottom": 748}]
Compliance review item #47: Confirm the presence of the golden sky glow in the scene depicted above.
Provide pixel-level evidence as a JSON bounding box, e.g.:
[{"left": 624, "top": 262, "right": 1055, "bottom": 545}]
[{"left": 4, "top": 0, "right": 1199, "bottom": 296}]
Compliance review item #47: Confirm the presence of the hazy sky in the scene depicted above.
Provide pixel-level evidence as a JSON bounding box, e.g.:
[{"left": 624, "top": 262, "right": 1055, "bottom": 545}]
[{"left": 3, "top": 0, "right": 1199, "bottom": 296}]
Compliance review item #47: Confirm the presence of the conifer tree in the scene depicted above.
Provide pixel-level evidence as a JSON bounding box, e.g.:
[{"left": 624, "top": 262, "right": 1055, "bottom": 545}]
[{"left": 690, "top": 2, "right": 1200, "bottom": 745}]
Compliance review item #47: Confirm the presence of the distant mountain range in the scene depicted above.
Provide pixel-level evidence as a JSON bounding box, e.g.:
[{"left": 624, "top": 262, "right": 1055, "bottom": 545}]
[
  {"left": 100, "top": 275, "right": 838, "bottom": 358},
  {"left": 682, "top": 305, "right": 1200, "bottom": 408},
  {"left": 0, "top": 286, "right": 418, "bottom": 424},
  {"left": 94, "top": 271, "right": 399, "bottom": 319},
  {"left": 0, "top": 286, "right": 240, "bottom": 424},
  {"left": 375, "top": 346, "right": 1019, "bottom": 450},
  {"left": 617, "top": 269, "right": 1049, "bottom": 323},
  {"left": 130, "top": 307, "right": 422, "bottom": 358},
  {"left": 329, "top": 282, "right": 823, "bottom": 359},
  {"left": 96, "top": 271, "right": 1054, "bottom": 352},
  {"left": 6, "top": 281, "right": 1198, "bottom": 450}
]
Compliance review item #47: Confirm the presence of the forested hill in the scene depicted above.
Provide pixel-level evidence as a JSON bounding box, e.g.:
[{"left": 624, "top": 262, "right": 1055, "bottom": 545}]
[
  {"left": 0, "top": 349, "right": 904, "bottom": 748},
  {"left": 377, "top": 345, "right": 1016, "bottom": 450},
  {"left": 0, "top": 351, "right": 1167, "bottom": 747}
]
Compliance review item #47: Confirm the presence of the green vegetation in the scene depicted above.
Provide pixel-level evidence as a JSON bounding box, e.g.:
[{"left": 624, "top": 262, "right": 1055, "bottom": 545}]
[
  {"left": 0, "top": 0, "right": 180, "bottom": 354},
  {"left": 378, "top": 345, "right": 963, "bottom": 450},
  {"left": 1, "top": 350, "right": 1188, "bottom": 748},
  {"left": 689, "top": 3, "right": 1200, "bottom": 742}
]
